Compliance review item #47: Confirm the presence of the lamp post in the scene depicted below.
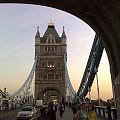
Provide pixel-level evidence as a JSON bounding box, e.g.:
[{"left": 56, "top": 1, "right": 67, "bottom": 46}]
[
  {"left": 86, "top": 69, "right": 91, "bottom": 103},
  {"left": 95, "top": 67, "right": 101, "bottom": 106},
  {"left": 88, "top": 87, "right": 91, "bottom": 103}
]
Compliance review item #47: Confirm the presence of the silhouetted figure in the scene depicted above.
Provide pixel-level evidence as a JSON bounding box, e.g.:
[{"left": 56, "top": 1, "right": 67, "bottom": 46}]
[
  {"left": 106, "top": 103, "right": 112, "bottom": 120},
  {"left": 76, "top": 103, "right": 88, "bottom": 120},
  {"left": 72, "top": 104, "right": 77, "bottom": 120},
  {"left": 72, "top": 104, "right": 76, "bottom": 115},
  {"left": 39, "top": 108, "right": 47, "bottom": 120},
  {"left": 53, "top": 104, "right": 57, "bottom": 112},
  {"left": 66, "top": 102, "right": 68, "bottom": 106},
  {"left": 47, "top": 102, "right": 56, "bottom": 120},
  {"left": 58, "top": 102, "right": 64, "bottom": 117}
]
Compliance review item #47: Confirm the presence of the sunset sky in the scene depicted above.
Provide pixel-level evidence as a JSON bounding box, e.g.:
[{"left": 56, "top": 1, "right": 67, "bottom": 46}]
[{"left": 0, "top": 4, "right": 113, "bottom": 101}]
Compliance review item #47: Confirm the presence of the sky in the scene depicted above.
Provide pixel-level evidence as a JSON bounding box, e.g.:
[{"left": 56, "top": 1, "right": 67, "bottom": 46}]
[{"left": 0, "top": 3, "right": 113, "bottom": 101}]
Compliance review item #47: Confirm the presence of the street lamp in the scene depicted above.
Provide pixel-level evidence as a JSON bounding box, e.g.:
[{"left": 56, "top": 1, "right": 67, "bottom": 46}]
[
  {"left": 94, "top": 66, "right": 101, "bottom": 106},
  {"left": 88, "top": 87, "right": 91, "bottom": 103}
]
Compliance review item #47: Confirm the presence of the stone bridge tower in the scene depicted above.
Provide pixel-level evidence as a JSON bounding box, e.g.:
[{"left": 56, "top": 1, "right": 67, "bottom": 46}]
[{"left": 34, "top": 22, "right": 67, "bottom": 103}]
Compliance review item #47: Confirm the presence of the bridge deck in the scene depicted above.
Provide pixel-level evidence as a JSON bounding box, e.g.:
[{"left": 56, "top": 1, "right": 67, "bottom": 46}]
[
  {"left": 56, "top": 106, "right": 105, "bottom": 120},
  {"left": 0, "top": 106, "right": 106, "bottom": 120}
]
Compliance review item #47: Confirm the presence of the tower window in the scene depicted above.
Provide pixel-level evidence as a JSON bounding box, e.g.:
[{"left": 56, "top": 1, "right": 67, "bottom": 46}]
[
  {"left": 48, "top": 47, "right": 50, "bottom": 51},
  {"left": 55, "top": 75, "right": 58, "bottom": 79},
  {"left": 44, "top": 75, "right": 47, "bottom": 79},
  {"left": 52, "top": 39, "right": 54, "bottom": 43},
  {"left": 48, "top": 61, "right": 54, "bottom": 67},
  {"left": 48, "top": 74, "right": 54, "bottom": 79},
  {"left": 40, "top": 74, "right": 42, "bottom": 79},
  {"left": 48, "top": 39, "right": 50, "bottom": 43},
  {"left": 55, "top": 46, "right": 57, "bottom": 51},
  {"left": 42, "top": 63, "right": 44, "bottom": 66},
  {"left": 58, "top": 63, "right": 60, "bottom": 66},
  {"left": 52, "top": 47, "right": 54, "bottom": 52},
  {"left": 45, "top": 47, "right": 47, "bottom": 51}
]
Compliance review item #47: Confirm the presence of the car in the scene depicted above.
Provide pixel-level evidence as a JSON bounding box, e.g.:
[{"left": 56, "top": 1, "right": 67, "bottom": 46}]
[{"left": 17, "top": 106, "right": 37, "bottom": 120}]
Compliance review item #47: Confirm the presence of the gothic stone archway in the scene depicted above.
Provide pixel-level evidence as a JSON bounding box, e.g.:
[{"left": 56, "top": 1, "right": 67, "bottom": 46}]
[
  {"left": 1, "top": 1, "right": 120, "bottom": 118},
  {"left": 36, "top": 85, "right": 64, "bottom": 103}
]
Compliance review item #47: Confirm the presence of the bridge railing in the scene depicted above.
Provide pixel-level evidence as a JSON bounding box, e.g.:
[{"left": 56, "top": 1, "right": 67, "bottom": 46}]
[{"left": 94, "top": 106, "right": 117, "bottom": 120}]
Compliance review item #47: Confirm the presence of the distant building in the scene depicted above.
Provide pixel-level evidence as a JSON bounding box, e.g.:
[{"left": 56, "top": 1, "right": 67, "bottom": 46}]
[
  {"left": 0, "top": 89, "right": 8, "bottom": 101},
  {"left": 0, "top": 88, "right": 9, "bottom": 109}
]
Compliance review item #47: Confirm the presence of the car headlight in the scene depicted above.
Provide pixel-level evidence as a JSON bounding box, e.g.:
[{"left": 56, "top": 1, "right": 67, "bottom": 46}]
[
  {"left": 26, "top": 113, "right": 33, "bottom": 117},
  {"left": 17, "top": 113, "right": 21, "bottom": 117}
]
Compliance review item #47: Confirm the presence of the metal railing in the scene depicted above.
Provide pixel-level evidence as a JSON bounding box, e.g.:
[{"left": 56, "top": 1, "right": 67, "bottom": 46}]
[{"left": 95, "top": 106, "right": 117, "bottom": 120}]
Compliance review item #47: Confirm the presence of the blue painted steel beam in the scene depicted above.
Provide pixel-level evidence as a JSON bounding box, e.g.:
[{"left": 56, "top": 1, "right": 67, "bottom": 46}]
[{"left": 77, "top": 35, "right": 104, "bottom": 99}]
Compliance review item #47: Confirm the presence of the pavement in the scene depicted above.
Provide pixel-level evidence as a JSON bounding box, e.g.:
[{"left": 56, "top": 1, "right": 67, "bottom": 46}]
[
  {"left": 56, "top": 106, "right": 106, "bottom": 120},
  {"left": 0, "top": 106, "right": 106, "bottom": 120}
]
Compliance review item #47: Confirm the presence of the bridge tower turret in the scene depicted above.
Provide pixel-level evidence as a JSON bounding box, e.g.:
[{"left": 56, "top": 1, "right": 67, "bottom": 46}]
[
  {"left": 35, "top": 26, "right": 41, "bottom": 56},
  {"left": 61, "top": 26, "right": 67, "bottom": 56}
]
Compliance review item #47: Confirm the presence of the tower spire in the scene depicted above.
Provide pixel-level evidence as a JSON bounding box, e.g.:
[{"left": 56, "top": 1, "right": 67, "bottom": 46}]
[
  {"left": 37, "top": 26, "right": 39, "bottom": 32},
  {"left": 35, "top": 26, "right": 40, "bottom": 38},
  {"left": 62, "top": 26, "right": 66, "bottom": 38}
]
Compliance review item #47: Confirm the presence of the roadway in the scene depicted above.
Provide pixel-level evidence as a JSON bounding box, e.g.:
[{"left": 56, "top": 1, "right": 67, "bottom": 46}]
[
  {"left": 0, "top": 107, "right": 106, "bottom": 120},
  {"left": 0, "top": 110, "right": 18, "bottom": 120}
]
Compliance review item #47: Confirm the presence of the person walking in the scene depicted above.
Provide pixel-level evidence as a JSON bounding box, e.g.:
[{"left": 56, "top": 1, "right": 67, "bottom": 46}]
[
  {"left": 47, "top": 102, "right": 56, "bottom": 120},
  {"left": 72, "top": 104, "right": 77, "bottom": 120},
  {"left": 87, "top": 104, "right": 97, "bottom": 120},
  {"left": 58, "top": 102, "right": 64, "bottom": 117},
  {"left": 106, "top": 102, "right": 112, "bottom": 120},
  {"left": 75, "top": 103, "right": 88, "bottom": 120},
  {"left": 39, "top": 107, "right": 48, "bottom": 120}
]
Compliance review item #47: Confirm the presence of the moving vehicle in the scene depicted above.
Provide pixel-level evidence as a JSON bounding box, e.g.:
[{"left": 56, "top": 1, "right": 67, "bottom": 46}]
[{"left": 17, "top": 106, "right": 37, "bottom": 120}]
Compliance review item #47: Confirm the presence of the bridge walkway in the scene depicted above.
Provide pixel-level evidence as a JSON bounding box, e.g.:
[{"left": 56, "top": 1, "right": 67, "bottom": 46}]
[{"left": 56, "top": 106, "right": 106, "bottom": 120}]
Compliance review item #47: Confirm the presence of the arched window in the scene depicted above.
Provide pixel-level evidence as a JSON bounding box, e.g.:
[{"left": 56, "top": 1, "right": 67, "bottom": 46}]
[
  {"left": 42, "top": 63, "right": 44, "bottom": 67},
  {"left": 58, "top": 63, "right": 60, "bottom": 66},
  {"left": 55, "top": 75, "right": 58, "bottom": 79},
  {"left": 48, "top": 39, "right": 50, "bottom": 43},
  {"left": 52, "top": 47, "right": 54, "bottom": 52},
  {"left": 48, "top": 74, "right": 54, "bottom": 79},
  {"left": 55, "top": 46, "right": 57, "bottom": 51},
  {"left": 52, "top": 39, "right": 54, "bottom": 43}
]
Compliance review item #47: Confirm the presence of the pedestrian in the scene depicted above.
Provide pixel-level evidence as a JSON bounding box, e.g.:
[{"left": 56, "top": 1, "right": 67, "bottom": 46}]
[
  {"left": 63, "top": 102, "right": 65, "bottom": 111},
  {"left": 72, "top": 104, "right": 77, "bottom": 115},
  {"left": 76, "top": 103, "right": 88, "bottom": 120},
  {"left": 47, "top": 102, "right": 56, "bottom": 120},
  {"left": 72, "top": 104, "right": 77, "bottom": 120},
  {"left": 106, "top": 102, "right": 112, "bottom": 120},
  {"left": 66, "top": 102, "right": 68, "bottom": 106},
  {"left": 87, "top": 104, "right": 97, "bottom": 120},
  {"left": 53, "top": 104, "right": 57, "bottom": 112},
  {"left": 39, "top": 107, "right": 48, "bottom": 120},
  {"left": 58, "top": 102, "right": 64, "bottom": 117}
]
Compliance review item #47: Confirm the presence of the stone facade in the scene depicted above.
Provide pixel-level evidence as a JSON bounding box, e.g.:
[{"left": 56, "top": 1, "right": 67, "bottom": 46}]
[{"left": 34, "top": 23, "right": 67, "bottom": 103}]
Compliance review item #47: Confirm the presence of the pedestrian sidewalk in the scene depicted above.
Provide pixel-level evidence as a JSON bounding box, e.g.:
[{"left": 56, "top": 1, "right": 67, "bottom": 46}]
[
  {"left": 56, "top": 106, "right": 73, "bottom": 120},
  {"left": 56, "top": 106, "right": 106, "bottom": 120}
]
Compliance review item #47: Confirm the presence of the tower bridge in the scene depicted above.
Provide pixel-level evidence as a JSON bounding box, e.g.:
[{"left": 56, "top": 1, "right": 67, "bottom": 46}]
[
  {"left": 12, "top": 23, "right": 103, "bottom": 104},
  {"left": 7, "top": 23, "right": 117, "bottom": 119},
  {"left": 1, "top": 23, "right": 116, "bottom": 119},
  {"left": 0, "top": 0, "right": 120, "bottom": 119}
]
